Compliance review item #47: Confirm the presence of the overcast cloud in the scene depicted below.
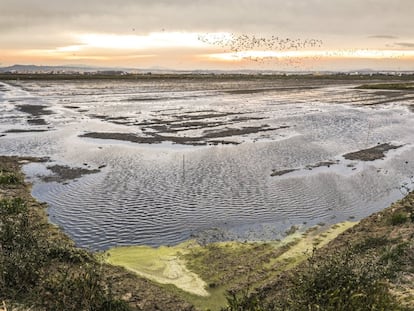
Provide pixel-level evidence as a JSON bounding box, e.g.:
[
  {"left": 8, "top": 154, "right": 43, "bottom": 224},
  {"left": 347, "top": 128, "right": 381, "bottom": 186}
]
[{"left": 1, "top": 0, "right": 414, "bottom": 42}]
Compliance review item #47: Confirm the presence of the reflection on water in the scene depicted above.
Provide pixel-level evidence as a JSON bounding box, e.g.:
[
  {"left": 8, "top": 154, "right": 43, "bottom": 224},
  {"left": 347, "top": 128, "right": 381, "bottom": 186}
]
[{"left": 0, "top": 78, "right": 413, "bottom": 250}]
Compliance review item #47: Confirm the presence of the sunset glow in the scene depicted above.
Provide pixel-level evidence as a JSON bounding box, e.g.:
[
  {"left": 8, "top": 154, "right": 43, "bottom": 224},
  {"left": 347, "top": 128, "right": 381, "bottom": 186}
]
[
  {"left": 9, "top": 32, "right": 414, "bottom": 69},
  {"left": 1, "top": 0, "right": 414, "bottom": 71},
  {"left": 207, "top": 49, "right": 414, "bottom": 61}
]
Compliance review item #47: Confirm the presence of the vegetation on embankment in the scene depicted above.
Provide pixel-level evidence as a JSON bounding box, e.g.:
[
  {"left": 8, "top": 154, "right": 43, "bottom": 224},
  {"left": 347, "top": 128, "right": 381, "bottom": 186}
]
[
  {"left": 223, "top": 192, "right": 414, "bottom": 310},
  {"left": 1, "top": 72, "right": 414, "bottom": 82},
  {"left": 357, "top": 82, "right": 414, "bottom": 90},
  {"left": 0, "top": 156, "right": 195, "bottom": 311}
]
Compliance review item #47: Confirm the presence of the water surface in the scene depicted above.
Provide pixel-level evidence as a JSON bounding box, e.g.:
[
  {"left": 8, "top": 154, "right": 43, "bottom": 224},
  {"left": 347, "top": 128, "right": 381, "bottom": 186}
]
[{"left": 0, "top": 77, "right": 413, "bottom": 250}]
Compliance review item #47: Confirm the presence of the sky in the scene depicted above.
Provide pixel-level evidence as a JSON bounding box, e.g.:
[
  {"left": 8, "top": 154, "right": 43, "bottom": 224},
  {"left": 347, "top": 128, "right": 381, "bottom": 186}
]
[{"left": 1, "top": 0, "right": 414, "bottom": 71}]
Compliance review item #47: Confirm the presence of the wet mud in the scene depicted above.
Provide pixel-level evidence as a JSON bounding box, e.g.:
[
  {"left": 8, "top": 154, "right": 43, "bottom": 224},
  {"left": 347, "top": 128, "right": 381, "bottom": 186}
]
[
  {"left": 42, "top": 165, "right": 100, "bottom": 183},
  {"left": 5, "top": 129, "right": 48, "bottom": 133},
  {"left": 17, "top": 104, "right": 53, "bottom": 126},
  {"left": 81, "top": 124, "right": 288, "bottom": 146},
  {"left": 343, "top": 143, "right": 402, "bottom": 161}
]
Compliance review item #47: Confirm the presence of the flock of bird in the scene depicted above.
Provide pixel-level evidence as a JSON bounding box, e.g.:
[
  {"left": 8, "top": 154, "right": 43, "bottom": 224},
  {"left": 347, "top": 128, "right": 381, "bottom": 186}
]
[
  {"left": 198, "top": 33, "right": 324, "bottom": 68},
  {"left": 196, "top": 32, "right": 408, "bottom": 70},
  {"left": 198, "top": 33, "right": 323, "bottom": 53}
]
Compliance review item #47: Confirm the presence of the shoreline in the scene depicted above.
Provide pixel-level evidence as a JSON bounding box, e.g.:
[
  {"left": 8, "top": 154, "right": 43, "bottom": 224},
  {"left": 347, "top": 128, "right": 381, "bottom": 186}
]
[
  {"left": 0, "top": 156, "right": 194, "bottom": 311},
  {"left": 0, "top": 155, "right": 359, "bottom": 311},
  {"left": 1, "top": 155, "right": 414, "bottom": 310}
]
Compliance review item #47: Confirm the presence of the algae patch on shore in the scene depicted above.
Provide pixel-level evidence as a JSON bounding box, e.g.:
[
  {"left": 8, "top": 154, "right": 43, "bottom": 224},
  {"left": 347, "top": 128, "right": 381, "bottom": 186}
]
[
  {"left": 271, "top": 221, "right": 357, "bottom": 268},
  {"left": 106, "top": 242, "right": 209, "bottom": 297},
  {"left": 105, "top": 221, "right": 358, "bottom": 311}
]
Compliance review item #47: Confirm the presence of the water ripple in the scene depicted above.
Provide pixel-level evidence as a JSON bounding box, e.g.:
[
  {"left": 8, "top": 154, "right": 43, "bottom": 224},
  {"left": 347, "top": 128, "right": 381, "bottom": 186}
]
[{"left": 1, "top": 79, "right": 413, "bottom": 250}]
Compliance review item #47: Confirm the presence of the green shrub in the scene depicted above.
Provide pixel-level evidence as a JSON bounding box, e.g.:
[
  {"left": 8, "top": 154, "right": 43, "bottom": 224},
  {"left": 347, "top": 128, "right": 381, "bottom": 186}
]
[
  {"left": 222, "top": 246, "right": 402, "bottom": 311},
  {"left": 46, "top": 244, "right": 94, "bottom": 264},
  {"left": 352, "top": 236, "right": 389, "bottom": 253},
  {"left": 283, "top": 249, "right": 399, "bottom": 311},
  {"left": 37, "top": 263, "right": 129, "bottom": 311},
  {"left": 223, "top": 288, "right": 266, "bottom": 311},
  {"left": 0, "top": 170, "right": 20, "bottom": 185},
  {"left": 0, "top": 198, "right": 131, "bottom": 310},
  {"left": 0, "top": 198, "right": 45, "bottom": 297},
  {"left": 389, "top": 213, "right": 408, "bottom": 226},
  {"left": 380, "top": 242, "right": 414, "bottom": 278}
]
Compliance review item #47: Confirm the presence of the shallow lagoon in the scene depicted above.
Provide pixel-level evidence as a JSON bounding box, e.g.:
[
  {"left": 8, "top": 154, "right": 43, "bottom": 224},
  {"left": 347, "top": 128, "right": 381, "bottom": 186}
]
[{"left": 0, "top": 77, "right": 413, "bottom": 250}]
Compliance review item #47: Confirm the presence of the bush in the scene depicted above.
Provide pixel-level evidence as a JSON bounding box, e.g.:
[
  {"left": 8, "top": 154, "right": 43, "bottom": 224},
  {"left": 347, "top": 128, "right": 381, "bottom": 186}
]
[
  {"left": 352, "top": 236, "right": 389, "bottom": 253},
  {"left": 37, "top": 263, "right": 129, "bottom": 311},
  {"left": 283, "top": 248, "right": 399, "bottom": 311},
  {"left": 0, "top": 198, "right": 44, "bottom": 297},
  {"left": 222, "top": 245, "right": 403, "bottom": 311},
  {"left": 389, "top": 213, "right": 408, "bottom": 226},
  {"left": 0, "top": 170, "right": 20, "bottom": 185},
  {"left": 0, "top": 198, "right": 130, "bottom": 310},
  {"left": 223, "top": 288, "right": 266, "bottom": 311}
]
